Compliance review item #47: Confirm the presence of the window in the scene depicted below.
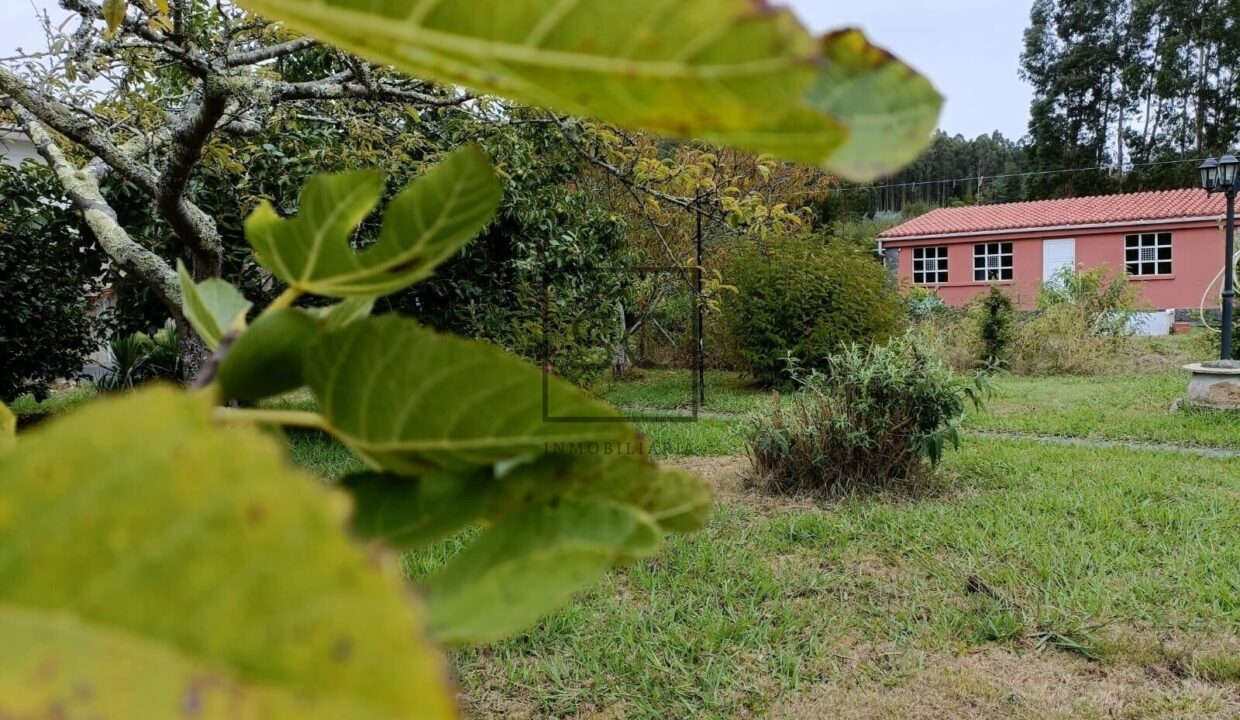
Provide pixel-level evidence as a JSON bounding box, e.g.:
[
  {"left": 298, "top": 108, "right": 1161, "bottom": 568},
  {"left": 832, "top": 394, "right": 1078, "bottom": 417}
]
[
  {"left": 912, "top": 246, "right": 948, "bottom": 285},
  {"left": 974, "top": 242, "right": 1013, "bottom": 282},
  {"left": 1125, "top": 233, "right": 1172, "bottom": 277}
]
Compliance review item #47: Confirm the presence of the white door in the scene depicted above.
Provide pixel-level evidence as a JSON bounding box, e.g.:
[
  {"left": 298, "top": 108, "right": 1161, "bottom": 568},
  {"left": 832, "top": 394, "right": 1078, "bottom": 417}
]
[{"left": 1043, "top": 239, "right": 1076, "bottom": 284}]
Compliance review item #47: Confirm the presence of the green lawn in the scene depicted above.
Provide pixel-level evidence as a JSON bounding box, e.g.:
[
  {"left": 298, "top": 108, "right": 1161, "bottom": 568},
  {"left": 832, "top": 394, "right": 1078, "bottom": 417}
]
[
  {"left": 277, "top": 371, "right": 1240, "bottom": 719},
  {"left": 10, "top": 362, "right": 1240, "bottom": 717},
  {"left": 604, "top": 369, "right": 1240, "bottom": 453},
  {"left": 596, "top": 370, "right": 774, "bottom": 415},
  {"left": 968, "top": 373, "right": 1240, "bottom": 449},
  {"left": 423, "top": 439, "right": 1240, "bottom": 719}
]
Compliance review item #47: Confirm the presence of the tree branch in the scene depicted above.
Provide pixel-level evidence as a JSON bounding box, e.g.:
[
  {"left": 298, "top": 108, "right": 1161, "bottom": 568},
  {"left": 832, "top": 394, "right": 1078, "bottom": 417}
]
[
  {"left": 5, "top": 100, "right": 182, "bottom": 313},
  {"left": 225, "top": 37, "right": 318, "bottom": 67},
  {"left": 157, "top": 80, "right": 231, "bottom": 272},
  {"left": 271, "top": 76, "right": 474, "bottom": 106},
  {"left": 0, "top": 64, "right": 160, "bottom": 194},
  {"left": 60, "top": 0, "right": 212, "bottom": 77}
]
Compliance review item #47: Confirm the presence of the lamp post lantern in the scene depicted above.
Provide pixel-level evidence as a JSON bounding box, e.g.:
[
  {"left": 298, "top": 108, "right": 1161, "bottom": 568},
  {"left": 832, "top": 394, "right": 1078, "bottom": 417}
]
[{"left": 1200, "top": 155, "right": 1238, "bottom": 361}]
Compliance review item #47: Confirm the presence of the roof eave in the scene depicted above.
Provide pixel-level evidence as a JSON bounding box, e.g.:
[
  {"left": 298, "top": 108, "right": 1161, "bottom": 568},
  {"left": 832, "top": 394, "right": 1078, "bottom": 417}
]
[{"left": 878, "top": 215, "right": 1225, "bottom": 243}]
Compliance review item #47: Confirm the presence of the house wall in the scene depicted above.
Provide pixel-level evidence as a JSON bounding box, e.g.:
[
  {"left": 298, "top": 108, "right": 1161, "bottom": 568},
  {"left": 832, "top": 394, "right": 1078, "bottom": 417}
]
[
  {"left": 885, "top": 219, "right": 1226, "bottom": 311},
  {"left": 1, "top": 132, "right": 40, "bottom": 166}
]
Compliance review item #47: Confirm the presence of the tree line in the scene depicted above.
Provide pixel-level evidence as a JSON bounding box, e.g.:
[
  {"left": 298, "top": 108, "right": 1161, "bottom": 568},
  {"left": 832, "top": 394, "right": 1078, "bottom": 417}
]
[{"left": 831, "top": 0, "right": 1238, "bottom": 220}]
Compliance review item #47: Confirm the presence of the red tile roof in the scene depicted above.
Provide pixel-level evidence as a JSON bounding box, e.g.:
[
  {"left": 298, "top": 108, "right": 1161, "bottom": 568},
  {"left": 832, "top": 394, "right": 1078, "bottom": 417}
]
[{"left": 879, "top": 189, "right": 1225, "bottom": 239}]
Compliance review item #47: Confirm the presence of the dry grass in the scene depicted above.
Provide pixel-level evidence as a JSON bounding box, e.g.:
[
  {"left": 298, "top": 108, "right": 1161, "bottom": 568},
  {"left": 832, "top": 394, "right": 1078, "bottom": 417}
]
[{"left": 772, "top": 645, "right": 1237, "bottom": 720}]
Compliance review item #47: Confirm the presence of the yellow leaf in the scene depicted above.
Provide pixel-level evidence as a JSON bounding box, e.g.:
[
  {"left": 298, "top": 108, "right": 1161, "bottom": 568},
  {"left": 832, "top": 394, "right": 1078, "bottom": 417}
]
[{"left": 102, "top": 0, "right": 127, "bottom": 35}]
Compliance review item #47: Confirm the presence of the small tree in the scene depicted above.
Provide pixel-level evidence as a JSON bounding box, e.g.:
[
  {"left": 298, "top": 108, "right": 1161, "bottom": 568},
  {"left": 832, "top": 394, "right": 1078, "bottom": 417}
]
[{"left": 976, "top": 285, "right": 1017, "bottom": 367}]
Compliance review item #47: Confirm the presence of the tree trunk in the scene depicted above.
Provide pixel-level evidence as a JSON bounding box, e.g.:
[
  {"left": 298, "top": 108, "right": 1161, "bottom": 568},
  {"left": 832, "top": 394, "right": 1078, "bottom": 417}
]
[
  {"left": 178, "top": 321, "right": 213, "bottom": 385},
  {"left": 611, "top": 301, "right": 631, "bottom": 380}
]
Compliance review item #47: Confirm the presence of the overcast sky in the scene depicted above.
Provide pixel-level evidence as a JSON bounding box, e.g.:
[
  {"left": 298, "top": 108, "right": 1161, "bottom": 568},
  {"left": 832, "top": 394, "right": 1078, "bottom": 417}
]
[{"left": 0, "top": 0, "right": 1035, "bottom": 140}]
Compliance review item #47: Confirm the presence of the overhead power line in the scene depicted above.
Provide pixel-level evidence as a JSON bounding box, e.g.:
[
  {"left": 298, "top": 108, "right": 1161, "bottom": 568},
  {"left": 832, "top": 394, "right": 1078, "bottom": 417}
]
[{"left": 827, "top": 156, "right": 1206, "bottom": 194}]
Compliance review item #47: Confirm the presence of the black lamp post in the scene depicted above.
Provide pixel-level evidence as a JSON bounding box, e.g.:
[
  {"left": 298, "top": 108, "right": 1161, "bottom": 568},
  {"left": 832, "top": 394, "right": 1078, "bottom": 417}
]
[{"left": 1200, "top": 154, "right": 1239, "bottom": 361}]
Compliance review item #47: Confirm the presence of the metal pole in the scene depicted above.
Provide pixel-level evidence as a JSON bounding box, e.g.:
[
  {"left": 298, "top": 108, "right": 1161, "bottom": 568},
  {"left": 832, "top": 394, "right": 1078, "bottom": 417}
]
[
  {"left": 695, "top": 192, "right": 706, "bottom": 408},
  {"left": 1223, "top": 190, "right": 1236, "bottom": 361}
]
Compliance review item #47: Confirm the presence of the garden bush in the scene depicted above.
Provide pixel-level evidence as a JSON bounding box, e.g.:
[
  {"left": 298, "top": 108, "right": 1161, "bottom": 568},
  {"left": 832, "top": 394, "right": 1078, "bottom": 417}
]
[
  {"left": 1008, "top": 303, "right": 1116, "bottom": 375},
  {"left": 1038, "top": 266, "right": 1141, "bottom": 337},
  {"left": 1002, "top": 267, "right": 1141, "bottom": 375},
  {"left": 905, "top": 286, "right": 949, "bottom": 320},
  {"left": 912, "top": 310, "right": 983, "bottom": 373},
  {"left": 977, "top": 285, "right": 1018, "bottom": 367},
  {"left": 0, "top": 163, "right": 106, "bottom": 401},
  {"left": 745, "top": 334, "right": 987, "bottom": 496},
  {"left": 724, "top": 235, "right": 903, "bottom": 388},
  {"left": 95, "top": 320, "right": 183, "bottom": 391}
]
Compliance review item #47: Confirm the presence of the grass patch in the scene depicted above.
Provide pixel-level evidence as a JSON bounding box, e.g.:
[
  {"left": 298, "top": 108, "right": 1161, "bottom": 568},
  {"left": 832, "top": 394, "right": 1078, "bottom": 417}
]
[
  {"left": 606, "top": 368, "right": 1240, "bottom": 452},
  {"left": 598, "top": 369, "right": 771, "bottom": 414},
  {"left": 7, "top": 385, "right": 97, "bottom": 422},
  {"left": 968, "top": 372, "right": 1240, "bottom": 449},
  {"left": 297, "top": 437, "right": 1236, "bottom": 719},
  {"left": 637, "top": 418, "right": 746, "bottom": 458}
]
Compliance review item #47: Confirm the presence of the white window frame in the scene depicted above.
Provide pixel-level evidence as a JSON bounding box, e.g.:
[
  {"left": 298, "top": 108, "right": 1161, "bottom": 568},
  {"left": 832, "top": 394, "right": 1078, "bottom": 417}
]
[
  {"left": 1125, "top": 233, "right": 1172, "bottom": 277},
  {"left": 912, "top": 246, "right": 949, "bottom": 285},
  {"left": 973, "top": 242, "right": 1014, "bottom": 282}
]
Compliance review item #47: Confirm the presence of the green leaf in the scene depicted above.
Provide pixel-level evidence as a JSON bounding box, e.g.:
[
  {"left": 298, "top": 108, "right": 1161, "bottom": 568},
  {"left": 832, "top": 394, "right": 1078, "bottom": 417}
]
[
  {"left": 0, "top": 401, "right": 14, "bottom": 454},
  {"left": 537, "top": 454, "right": 715, "bottom": 534},
  {"left": 178, "top": 261, "right": 253, "bottom": 350},
  {"left": 305, "top": 315, "right": 638, "bottom": 475},
  {"left": 102, "top": 0, "right": 127, "bottom": 35},
  {"left": 247, "top": 145, "right": 501, "bottom": 298},
  {"left": 343, "top": 470, "right": 494, "bottom": 550},
  {"left": 217, "top": 308, "right": 320, "bottom": 403},
  {"left": 316, "top": 296, "right": 377, "bottom": 331},
  {"left": 426, "top": 498, "right": 661, "bottom": 644},
  {"left": 805, "top": 30, "right": 945, "bottom": 181},
  {"left": 235, "top": 0, "right": 941, "bottom": 179},
  {"left": 343, "top": 453, "right": 711, "bottom": 552},
  {"left": 0, "top": 388, "right": 455, "bottom": 719}
]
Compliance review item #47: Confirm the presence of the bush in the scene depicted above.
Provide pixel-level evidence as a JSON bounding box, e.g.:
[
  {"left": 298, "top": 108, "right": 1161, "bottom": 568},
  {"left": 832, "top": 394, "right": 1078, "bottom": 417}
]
[
  {"left": 912, "top": 311, "right": 983, "bottom": 373},
  {"left": 977, "top": 285, "right": 1017, "bottom": 367},
  {"left": 96, "top": 321, "right": 183, "bottom": 391},
  {"left": 724, "top": 235, "right": 904, "bottom": 388},
  {"left": 905, "top": 286, "right": 949, "bottom": 320},
  {"left": 0, "top": 163, "right": 106, "bottom": 401},
  {"left": 1037, "top": 266, "right": 1141, "bottom": 337},
  {"left": 1008, "top": 304, "right": 1115, "bottom": 375},
  {"left": 745, "top": 335, "right": 988, "bottom": 496}
]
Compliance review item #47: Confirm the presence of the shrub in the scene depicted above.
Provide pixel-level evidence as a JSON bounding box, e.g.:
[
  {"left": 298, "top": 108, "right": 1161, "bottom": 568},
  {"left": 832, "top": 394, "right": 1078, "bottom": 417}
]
[
  {"left": 96, "top": 321, "right": 183, "bottom": 392},
  {"left": 976, "top": 285, "right": 1018, "bottom": 367},
  {"left": 912, "top": 310, "right": 983, "bottom": 372},
  {"left": 1037, "top": 266, "right": 1141, "bottom": 337},
  {"left": 1008, "top": 303, "right": 1115, "bottom": 375},
  {"left": 906, "top": 286, "right": 949, "bottom": 320},
  {"left": 745, "top": 334, "right": 988, "bottom": 496},
  {"left": 0, "top": 163, "right": 106, "bottom": 401},
  {"left": 724, "top": 235, "right": 904, "bottom": 388}
]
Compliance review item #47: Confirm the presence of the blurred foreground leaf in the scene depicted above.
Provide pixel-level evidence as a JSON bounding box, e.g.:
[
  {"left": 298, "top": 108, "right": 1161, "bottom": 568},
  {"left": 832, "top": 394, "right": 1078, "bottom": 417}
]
[
  {"left": 237, "top": 0, "right": 941, "bottom": 180},
  {"left": 0, "top": 388, "right": 456, "bottom": 719}
]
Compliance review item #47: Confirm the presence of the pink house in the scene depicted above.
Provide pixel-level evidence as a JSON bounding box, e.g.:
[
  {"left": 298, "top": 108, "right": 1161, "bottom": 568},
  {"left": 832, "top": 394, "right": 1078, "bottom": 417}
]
[{"left": 878, "top": 189, "right": 1229, "bottom": 312}]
